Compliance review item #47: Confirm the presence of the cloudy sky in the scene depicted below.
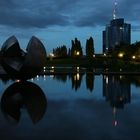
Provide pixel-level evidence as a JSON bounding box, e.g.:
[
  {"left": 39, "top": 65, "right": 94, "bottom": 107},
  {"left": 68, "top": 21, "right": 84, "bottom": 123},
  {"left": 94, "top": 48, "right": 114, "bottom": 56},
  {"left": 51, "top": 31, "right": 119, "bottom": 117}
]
[{"left": 0, "top": 0, "right": 140, "bottom": 53}]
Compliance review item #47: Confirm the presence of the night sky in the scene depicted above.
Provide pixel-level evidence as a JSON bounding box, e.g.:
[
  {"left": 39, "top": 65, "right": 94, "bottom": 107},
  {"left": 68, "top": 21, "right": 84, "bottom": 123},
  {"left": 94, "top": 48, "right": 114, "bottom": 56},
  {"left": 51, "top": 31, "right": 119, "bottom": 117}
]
[{"left": 0, "top": 0, "right": 140, "bottom": 54}]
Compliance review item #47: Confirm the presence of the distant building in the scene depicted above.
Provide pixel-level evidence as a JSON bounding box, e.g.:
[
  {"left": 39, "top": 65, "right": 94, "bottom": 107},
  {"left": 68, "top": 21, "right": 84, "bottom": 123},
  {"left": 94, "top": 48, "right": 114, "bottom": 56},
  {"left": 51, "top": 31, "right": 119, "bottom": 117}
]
[
  {"left": 102, "top": 1, "right": 131, "bottom": 53},
  {"left": 103, "top": 18, "right": 131, "bottom": 53}
]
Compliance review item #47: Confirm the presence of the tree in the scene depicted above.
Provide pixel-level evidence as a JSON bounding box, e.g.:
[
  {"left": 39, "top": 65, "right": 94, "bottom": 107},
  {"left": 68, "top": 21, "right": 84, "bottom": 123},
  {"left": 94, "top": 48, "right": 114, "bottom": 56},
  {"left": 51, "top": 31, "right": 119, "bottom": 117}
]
[
  {"left": 68, "top": 48, "right": 71, "bottom": 56},
  {"left": 71, "top": 40, "right": 75, "bottom": 57},
  {"left": 53, "top": 45, "right": 67, "bottom": 57},
  {"left": 86, "top": 37, "right": 94, "bottom": 60},
  {"left": 71, "top": 38, "right": 83, "bottom": 57},
  {"left": 61, "top": 45, "right": 67, "bottom": 56}
]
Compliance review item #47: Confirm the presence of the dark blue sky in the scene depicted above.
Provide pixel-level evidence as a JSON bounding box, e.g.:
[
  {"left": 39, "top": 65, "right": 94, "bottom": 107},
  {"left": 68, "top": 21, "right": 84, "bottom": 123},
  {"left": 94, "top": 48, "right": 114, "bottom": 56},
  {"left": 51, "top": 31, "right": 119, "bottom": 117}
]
[{"left": 0, "top": 0, "right": 140, "bottom": 53}]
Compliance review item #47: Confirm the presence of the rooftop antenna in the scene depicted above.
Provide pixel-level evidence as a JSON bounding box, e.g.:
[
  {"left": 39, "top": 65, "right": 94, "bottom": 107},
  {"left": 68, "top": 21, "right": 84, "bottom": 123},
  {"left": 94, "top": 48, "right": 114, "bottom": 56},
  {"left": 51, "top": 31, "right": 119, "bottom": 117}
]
[{"left": 113, "top": 0, "right": 118, "bottom": 19}]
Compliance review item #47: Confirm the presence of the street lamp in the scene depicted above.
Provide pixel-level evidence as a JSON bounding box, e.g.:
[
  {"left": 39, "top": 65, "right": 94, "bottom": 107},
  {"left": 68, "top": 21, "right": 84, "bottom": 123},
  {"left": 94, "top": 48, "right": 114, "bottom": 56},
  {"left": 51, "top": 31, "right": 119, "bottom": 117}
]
[
  {"left": 50, "top": 53, "right": 54, "bottom": 57},
  {"left": 132, "top": 55, "right": 136, "bottom": 59},
  {"left": 76, "top": 51, "right": 80, "bottom": 56},
  {"left": 118, "top": 53, "right": 124, "bottom": 58}
]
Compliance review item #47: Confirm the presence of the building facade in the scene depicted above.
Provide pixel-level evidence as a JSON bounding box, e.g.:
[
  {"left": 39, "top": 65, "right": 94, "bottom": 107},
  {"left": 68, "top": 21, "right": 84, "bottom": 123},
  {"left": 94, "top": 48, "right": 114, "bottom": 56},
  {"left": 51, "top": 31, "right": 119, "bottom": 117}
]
[{"left": 103, "top": 18, "right": 131, "bottom": 53}]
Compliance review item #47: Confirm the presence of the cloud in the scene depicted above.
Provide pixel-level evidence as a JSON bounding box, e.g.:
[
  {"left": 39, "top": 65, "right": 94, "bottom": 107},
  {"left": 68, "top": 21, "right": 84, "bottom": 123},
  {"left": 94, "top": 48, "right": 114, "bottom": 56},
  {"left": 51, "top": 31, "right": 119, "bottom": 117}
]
[
  {"left": 118, "top": 0, "right": 140, "bottom": 22},
  {"left": 74, "top": 0, "right": 140, "bottom": 27},
  {"left": 0, "top": 0, "right": 139, "bottom": 29},
  {"left": 0, "top": 0, "right": 71, "bottom": 29}
]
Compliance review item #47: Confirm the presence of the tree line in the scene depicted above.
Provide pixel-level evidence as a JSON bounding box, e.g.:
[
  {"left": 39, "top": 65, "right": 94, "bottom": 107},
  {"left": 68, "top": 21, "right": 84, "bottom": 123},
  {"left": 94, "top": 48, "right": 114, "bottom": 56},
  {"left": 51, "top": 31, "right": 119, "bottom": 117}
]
[
  {"left": 52, "top": 37, "right": 95, "bottom": 59},
  {"left": 111, "top": 41, "right": 140, "bottom": 59}
]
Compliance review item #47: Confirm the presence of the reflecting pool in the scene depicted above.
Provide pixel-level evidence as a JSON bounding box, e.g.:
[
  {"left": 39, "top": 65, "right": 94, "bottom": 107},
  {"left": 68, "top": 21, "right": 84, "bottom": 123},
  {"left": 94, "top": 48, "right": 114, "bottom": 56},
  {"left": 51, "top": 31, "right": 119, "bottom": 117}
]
[{"left": 0, "top": 73, "right": 140, "bottom": 140}]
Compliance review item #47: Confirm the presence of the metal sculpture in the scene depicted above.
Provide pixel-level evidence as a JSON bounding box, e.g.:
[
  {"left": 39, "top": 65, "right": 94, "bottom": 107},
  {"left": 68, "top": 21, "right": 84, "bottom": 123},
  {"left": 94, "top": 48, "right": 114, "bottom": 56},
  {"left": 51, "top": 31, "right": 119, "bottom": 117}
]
[{"left": 0, "top": 36, "right": 47, "bottom": 79}]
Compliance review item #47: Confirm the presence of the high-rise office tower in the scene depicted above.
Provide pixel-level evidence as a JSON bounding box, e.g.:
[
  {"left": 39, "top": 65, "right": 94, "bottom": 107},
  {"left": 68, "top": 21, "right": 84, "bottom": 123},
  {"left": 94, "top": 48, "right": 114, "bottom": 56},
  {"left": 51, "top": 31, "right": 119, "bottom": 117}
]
[{"left": 103, "top": 1, "right": 131, "bottom": 53}]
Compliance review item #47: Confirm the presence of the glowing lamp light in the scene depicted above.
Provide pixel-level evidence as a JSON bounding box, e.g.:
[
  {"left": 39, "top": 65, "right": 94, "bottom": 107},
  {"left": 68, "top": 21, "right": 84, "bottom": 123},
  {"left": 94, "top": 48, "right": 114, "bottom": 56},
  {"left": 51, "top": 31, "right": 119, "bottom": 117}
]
[
  {"left": 113, "top": 120, "right": 118, "bottom": 127},
  {"left": 50, "top": 75, "right": 54, "bottom": 78},
  {"left": 44, "top": 75, "right": 46, "bottom": 80},
  {"left": 76, "top": 51, "right": 80, "bottom": 56},
  {"left": 74, "top": 73, "right": 80, "bottom": 81},
  {"left": 50, "top": 53, "right": 54, "bottom": 57},
  {"left": 120, "top": 75, "right": 122, "bottom": 79},
  {"left": 118, "top": 53, "right": 124, "bottom": 58},
  {"left": 37, "top": 75, "right": 39, "bottom": 81},
  {"left": 106, "top": 76, "right": 108, "bottom": 84},
  {"left": 76, "top": 73, "right": 80, "bottom": 81},
  {"left": 132, "top": 55, "right": 136, "bottom": 59}
]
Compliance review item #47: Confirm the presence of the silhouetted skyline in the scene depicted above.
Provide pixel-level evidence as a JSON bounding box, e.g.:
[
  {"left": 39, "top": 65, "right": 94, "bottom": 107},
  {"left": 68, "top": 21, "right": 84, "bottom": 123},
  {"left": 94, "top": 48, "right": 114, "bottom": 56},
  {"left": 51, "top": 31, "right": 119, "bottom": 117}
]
[{"left": 0, "top": 0, "right": 139, "bottom": 53}]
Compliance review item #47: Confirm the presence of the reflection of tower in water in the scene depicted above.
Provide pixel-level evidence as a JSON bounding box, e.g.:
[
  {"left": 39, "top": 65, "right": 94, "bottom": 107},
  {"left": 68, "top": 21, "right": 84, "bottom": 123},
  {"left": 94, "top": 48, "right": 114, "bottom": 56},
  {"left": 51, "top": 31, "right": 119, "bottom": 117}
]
[
  {"left": 112, "top": 107, "right": 118, "bottom": 127},
  {"left": 103, "top": 75, "right": 131, "bottom": 126}
]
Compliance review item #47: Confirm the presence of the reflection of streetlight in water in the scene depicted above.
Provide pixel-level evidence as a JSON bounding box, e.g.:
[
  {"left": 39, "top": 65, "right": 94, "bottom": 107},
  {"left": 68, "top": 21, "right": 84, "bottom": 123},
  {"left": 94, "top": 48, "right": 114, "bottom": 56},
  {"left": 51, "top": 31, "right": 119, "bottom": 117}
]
[
  {"left": 0, "top": 81, "right": 47, "bottom": 124},
  {"left": 74, "top": 73, "right": 80, "bottom": 81},
  {"left": 112, "top": 107, "right": 118, "bottom": 127}
]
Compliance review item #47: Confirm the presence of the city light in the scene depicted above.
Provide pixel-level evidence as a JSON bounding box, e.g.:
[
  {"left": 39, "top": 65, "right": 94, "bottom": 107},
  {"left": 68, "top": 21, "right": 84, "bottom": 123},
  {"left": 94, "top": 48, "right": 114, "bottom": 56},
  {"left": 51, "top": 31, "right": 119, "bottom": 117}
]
[
  {"left": 37, "top": 75, "right": 39, "bottom": 81},
  {"left": 50, "top": 53, "right": 54, "bottom": 57},
  {"left": 50, "top": 66, "right": 54, "bottom": 73},
  {"left": 74, "top": 73, "right": 80, "bottom": 81},
  {"left": 76, "top": 51, "right": 80, "bottom": 56},
  {"left": 132, "top": 55, "right": 136, "bottom": 59},
  {"left": 16, "top": 79, "right": 20, "bottom": 82},
  {"left": 118, "top": 53, "right": 124, "bottom": 58},
  {"left": 113, "top": 120, "right": 118, "bottom": 127},
  {"left": 44, "top": 75, "right": 46, "bottom": 80},
  {"left": 50, "top": 75, "right": 54, "bottom": 78},
  {"left": 106, "top": 76, "right": 108, "bottom": 84},
  {"left": 49, "top": 53, "right": 54, "bottom": 60},
  {"left": 76, "top": 73, "right": 80, "bottom": 81},
  {"left": 77, "top": 67, "right": 80, "bottom": 72}
]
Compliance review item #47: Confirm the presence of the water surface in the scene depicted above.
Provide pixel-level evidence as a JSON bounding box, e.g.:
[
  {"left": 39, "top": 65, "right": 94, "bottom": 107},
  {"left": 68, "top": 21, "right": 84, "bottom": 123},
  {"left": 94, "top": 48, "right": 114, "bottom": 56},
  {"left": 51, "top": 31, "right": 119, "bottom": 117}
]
[{"left": 0, "top": 73, "right": 140, "bottom": 140}]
